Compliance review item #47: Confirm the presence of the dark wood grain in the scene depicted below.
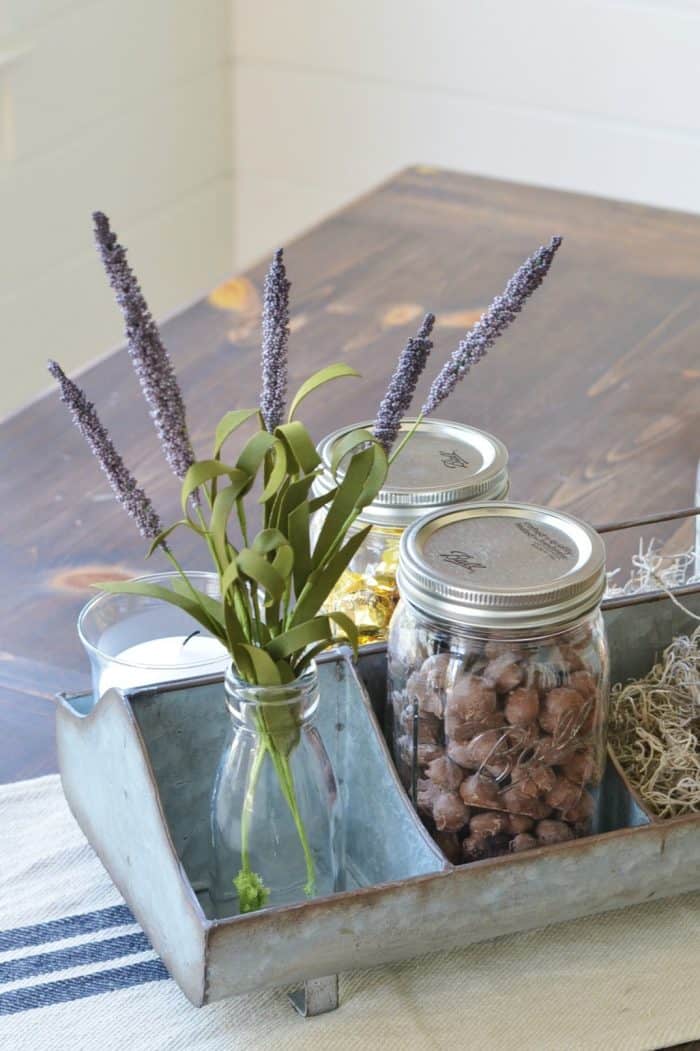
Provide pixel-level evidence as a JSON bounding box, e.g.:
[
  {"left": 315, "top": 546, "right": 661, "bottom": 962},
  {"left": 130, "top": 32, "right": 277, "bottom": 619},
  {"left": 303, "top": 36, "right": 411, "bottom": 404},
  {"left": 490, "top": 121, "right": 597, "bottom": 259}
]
[{"left": 1, "top": 166, "right": 699, "bottom": 781}]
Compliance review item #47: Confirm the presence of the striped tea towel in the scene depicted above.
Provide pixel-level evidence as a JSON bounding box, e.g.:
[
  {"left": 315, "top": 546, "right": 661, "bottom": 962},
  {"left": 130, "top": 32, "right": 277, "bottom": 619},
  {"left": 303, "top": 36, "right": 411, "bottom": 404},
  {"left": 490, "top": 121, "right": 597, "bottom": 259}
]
[{"left": 1, "top": 774, "right": 700, "bottom": 1051}]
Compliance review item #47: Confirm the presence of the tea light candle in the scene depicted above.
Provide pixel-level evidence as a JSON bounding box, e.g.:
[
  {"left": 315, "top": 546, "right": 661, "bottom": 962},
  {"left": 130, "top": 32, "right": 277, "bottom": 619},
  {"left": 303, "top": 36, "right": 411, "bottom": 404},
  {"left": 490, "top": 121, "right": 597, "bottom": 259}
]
[{"left": 98, "top": 633, "right": 229, "bottom": 694}]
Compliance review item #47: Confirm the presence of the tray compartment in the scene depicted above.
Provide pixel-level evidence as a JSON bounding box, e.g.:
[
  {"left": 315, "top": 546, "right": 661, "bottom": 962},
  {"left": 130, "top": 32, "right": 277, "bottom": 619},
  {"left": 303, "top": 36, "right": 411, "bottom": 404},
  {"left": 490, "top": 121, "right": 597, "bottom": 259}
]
[{"left": 55, "top": 590, "right": 700, "bottom": 1008}]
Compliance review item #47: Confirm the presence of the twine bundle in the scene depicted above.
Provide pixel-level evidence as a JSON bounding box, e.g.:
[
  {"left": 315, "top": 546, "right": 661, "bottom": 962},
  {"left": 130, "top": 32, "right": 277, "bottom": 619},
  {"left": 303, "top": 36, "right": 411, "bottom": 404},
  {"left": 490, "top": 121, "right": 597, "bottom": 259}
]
[{"left": 610, "top": 624, "right": 700, "bottom": 818}]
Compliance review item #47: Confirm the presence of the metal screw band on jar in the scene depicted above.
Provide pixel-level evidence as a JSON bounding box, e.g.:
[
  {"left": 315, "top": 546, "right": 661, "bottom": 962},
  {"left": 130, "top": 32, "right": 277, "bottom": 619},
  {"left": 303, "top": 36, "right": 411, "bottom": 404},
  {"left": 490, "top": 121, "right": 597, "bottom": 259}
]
[
  {"left": 315, "top": 418, "right": 510, "bottom": 529},
  {"left": 397, "top": 501, "right": 607, "bottom": 633}
]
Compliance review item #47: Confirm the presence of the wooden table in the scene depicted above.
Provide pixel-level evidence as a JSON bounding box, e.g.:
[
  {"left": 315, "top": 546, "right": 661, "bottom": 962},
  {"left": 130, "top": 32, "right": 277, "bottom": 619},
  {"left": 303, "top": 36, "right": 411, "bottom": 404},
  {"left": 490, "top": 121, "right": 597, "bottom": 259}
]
[{"left": 1, "top": 166, "right": 699, "bottom": 783}]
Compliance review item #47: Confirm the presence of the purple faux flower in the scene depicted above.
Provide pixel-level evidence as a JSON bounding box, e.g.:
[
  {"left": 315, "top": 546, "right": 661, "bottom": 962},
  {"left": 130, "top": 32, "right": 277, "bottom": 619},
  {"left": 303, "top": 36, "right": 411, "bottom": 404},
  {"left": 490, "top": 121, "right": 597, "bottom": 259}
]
[
  {"left": 259, "top": 248, "right": 290, "bottom": 432},
  {"left": 92, "top": 212, "right": 196, "bottom": 484},
  {"left": 373, "top": 313, "right": 435, "bottom": 451},
  {"left": 48, "top": 360, "right": 162, "bottom": 540},
  {"left": 422, "top": 236, "right": 562, "bottom": 416}
]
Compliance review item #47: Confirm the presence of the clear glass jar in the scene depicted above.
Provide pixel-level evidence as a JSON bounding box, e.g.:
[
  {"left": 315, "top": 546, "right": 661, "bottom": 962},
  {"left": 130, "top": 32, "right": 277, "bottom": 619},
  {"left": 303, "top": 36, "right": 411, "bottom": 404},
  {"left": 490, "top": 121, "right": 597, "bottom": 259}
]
[
  {"left": 388, "top": 501, "right": 609, "bottom": 864},
  {"left": 209, "top": 663, "right": 341, "bottom": 916},
  {"left": 314, "top": 418, "right": 509, "bottom": 644}
]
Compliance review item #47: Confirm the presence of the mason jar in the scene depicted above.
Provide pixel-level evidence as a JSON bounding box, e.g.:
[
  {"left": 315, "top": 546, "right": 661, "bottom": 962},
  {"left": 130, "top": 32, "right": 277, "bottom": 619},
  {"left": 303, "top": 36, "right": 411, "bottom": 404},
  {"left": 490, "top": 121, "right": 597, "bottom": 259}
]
[
  {"left": 387, "top": 501, "right": 609, "bottom": 865},
  {"left": 313, "top": 419, "right": 509, "bottom": 643}
]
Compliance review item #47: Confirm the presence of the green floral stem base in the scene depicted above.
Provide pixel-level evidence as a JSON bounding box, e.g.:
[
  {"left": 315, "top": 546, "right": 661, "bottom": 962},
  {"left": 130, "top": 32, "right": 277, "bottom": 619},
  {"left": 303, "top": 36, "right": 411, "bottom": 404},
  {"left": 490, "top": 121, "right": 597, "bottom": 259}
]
[{"left": 235, "top": 712, "right": 316, "bottom": 914}]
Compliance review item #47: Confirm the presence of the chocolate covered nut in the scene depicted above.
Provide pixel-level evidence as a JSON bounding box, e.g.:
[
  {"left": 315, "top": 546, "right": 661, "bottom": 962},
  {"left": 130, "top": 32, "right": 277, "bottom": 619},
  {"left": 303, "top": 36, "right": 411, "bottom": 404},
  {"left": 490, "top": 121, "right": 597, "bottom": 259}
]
[
  {"left": 417, "top": 742, "right": 444, "bottom": 766},
  {"left": 501, "top": 786, "right": 552, "bottom": 820},
  {"left": 469, "top": 810, "right": 510, "bottom": 840},
  {"left": 398, "top": 735, "right": 443, "bottom": 768},
  {"left": 459, "top": 772, "right": 501, "bottom": 808},
  {"left": 558, "top": 645, "right": 585, "bottom": 671},
  {"left": 535, "top": 819, "right": 574, "bottom": 845},
  {"left": 535, "top": 734, "right": 576, "bottom": 765},
  {"left": 568, "top": 670, "right": 597, "bottom": 699},
  {"left": 504, "top": 686, "right": 540, "bottom": 726},
  {"left": 447, "top": 740, "right": 476, "bottom": 768},
  {"left": 400, "top": 706, "right": 441, "bottom": 743},
  {"left": 461, "top": 834, "right": 489, "bottom": 862},
  {"left": 510, "top": 833, "right": 538, "bottom": 853},
  {"left": 539, "top": 687, "right": 587, "bottom": 735},
  {"left": 559, "top": 789, "right": 595, "bottom": 823},
  {"left": 562, "top": 749, "right": 597, "bottom": 785},
  {"left": 444, "top": 678, "right": 499, "bottom": 742},
  {"left": 416, "top": 778, "right": 439, "bottom": 818},
  {"left": 421, "top": 652, "right": 453, "bottom": 689},
  {"left": 434, "top": 829, "right": 461, "bottom": 864},
  {"left": 452, "top": 729, "right": 511, "bottom": 776},
  {"left": 546, "top": 776, "right": 583, "bottom": 813},
  {"left": 445, "top": 709, "right": 504, "bottom": 743},
  {"left": 406, "top": 671, "right": 443, "bottom": 717},
  {"left": 447, "top": 677, "right": 498, "bottom": 720},
  {"left": 425, "top": 755, "right": 463, "bottom": 791},
  {"left": 511, "top": 761, "right": 556, "bottom": 799},
  {"left": 483, "top": 655, "right": 524, "bottom": 693},
  {"left": 506, "top": 813, "right": 534, "bottom": 834},
  {"left": 433, "top": 792, "right": 471, "bottom": 831}
]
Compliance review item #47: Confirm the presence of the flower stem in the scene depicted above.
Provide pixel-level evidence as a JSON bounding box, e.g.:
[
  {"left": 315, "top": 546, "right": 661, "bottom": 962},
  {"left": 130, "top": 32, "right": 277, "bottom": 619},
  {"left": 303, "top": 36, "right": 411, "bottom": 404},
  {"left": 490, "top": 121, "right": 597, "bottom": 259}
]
[
  {"left": 237, "top": 710, "right": 316, "bottom": 909},
  {"left": 388, "top": 413, "right": 424, "bottom": 466},
  {"left": 240, "top": 740, "right": 267, "bottom": 873}
]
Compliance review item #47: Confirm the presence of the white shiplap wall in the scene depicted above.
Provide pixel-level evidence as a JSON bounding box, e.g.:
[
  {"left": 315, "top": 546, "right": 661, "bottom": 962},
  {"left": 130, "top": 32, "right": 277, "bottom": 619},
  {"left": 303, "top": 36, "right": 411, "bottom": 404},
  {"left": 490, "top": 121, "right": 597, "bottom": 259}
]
[
  {"left": 0, "top": 0, "right": 233, "bottom": 418},
  {"left": 231, "top": 0, "right": 700, "bottom": 267}
]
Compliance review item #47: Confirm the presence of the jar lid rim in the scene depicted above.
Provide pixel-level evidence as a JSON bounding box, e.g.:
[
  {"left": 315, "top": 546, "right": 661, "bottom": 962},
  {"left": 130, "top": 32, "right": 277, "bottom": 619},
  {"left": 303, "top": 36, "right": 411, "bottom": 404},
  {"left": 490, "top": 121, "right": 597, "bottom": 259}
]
[
  {"left": 397, "top": 500, "right": 606, "bottom": 630},
  {"left": 315, "top": 418, "right": 510, "bottom": 528}
]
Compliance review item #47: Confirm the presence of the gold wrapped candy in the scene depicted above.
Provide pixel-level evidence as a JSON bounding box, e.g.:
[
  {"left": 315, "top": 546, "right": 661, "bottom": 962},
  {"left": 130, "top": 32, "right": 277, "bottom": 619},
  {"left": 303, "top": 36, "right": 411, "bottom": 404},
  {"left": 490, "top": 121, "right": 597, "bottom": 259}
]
[{"left": 325, "top": 538, "right": 401, "bottom": 644}]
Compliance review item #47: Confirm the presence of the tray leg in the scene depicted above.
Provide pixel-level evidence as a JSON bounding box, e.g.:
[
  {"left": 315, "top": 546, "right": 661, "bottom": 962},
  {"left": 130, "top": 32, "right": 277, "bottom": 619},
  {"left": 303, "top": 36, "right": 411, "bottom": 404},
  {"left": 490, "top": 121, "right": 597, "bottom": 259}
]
[{"left": 288, "top": 974, "right": 339, "bottom": 1017}]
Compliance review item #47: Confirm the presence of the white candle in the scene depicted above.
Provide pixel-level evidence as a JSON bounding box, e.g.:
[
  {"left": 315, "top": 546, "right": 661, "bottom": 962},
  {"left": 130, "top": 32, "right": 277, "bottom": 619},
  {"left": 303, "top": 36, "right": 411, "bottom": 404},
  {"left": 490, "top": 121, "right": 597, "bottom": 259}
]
[{"left": 98, "top": 634, "right": 229, "bottom": 694}]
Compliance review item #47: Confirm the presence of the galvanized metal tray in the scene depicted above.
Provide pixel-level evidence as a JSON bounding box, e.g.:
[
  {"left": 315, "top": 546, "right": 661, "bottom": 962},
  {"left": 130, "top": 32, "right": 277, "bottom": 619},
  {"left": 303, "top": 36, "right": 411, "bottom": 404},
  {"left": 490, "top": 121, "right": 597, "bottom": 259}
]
[{"left": 55, "top": 585, "right": 700, "bottom": 1014}]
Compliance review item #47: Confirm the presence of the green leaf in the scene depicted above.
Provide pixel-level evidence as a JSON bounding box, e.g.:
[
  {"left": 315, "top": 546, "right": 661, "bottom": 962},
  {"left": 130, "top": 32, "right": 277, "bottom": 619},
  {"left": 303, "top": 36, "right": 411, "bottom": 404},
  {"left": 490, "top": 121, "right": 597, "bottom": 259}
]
[
  {"left": 214, "top": 409, "right": 259, "bottom": 458},
  {"left": 220, "top": 558, "right": 240, "bottom": 600},
  {"left": 356, "top": 440, "right": 388, "bottom": 509},
  {"left": 291, "top": 523, "right": 372, "bottom": 626},
  {"left": 210, "top": 475, "right": 249, "bottom": 564},
  {"left": 312, "top": 445, "right": 375, "bottom": 567},
  {"left": 330, "top": 427, "right": 374, "bottom": 477},
  {"left": 328, "top": 611, "right": 359, "bottom": 658},
  {"left": 288, "top": 363, "right": 361, "bottom": 422},
  {"left": 259, "top": 440, "right": 287, "bottom": 504},
  {"left": 146, "top": 519, "right": 194, "bottom": 558},
  {"left": 287, "top": 501, "right": 310, "bottom": 595},
  {"left": 236, "top": 431, "right": 277, "bottom": 479},
  {"left": 272, "top": 544, "right": 294, "bottom": 582},
  {"left": 273, "top": 473, "right": 316, "bottom": 535},
  {"left": 308, "top": 489, "right": 336, "bottom": 514},
  {"left": 171, "top": 579, "right": 225, "bottom": 634},
  {"left": 97, "top": 580, "right": 223, "bottom": 640},
  {"left": 275, "top": 421, "right": 320, "bottom": 475},
  {"left": 265, "top": 616, "right": 334, "bottom": 662},
  {"left": 295, "top": 640, "right": 337, "bottom": 674},
  {"left": 275, "top": 659, "right": 295, "bottom": 684},
  {"left": 233, "top": 644, "right": 281, "bottom": 686},
  {"left": 181, "top": 460, "right": 244, "bottom": 516},
  {"left": 252, "top": 528, "right": 289, "bottom": 555},
  {"left": 330, "top": 429, "right": 388, "bottom": 511},
  {"left": 237, "top": 548, "right": 287, "bottom": 606}
]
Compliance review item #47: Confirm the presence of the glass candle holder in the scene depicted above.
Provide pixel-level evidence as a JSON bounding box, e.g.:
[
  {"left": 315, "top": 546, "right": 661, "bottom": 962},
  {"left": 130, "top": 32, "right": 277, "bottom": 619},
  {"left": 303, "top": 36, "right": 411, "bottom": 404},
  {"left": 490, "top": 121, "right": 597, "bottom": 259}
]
[{"left": 78, "top": 572, "right": 230, "bottom": 703}]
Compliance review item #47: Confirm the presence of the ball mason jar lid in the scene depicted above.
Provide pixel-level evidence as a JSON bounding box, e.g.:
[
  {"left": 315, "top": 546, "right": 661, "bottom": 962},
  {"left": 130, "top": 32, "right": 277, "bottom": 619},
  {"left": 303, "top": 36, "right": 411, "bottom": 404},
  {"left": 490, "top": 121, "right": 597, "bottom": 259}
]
[
  {"left": 397, "top": 501, "right": 606, "bottom": 631},
  {"left": 315, "top": 418, "right": 510, "bottom": 528}
]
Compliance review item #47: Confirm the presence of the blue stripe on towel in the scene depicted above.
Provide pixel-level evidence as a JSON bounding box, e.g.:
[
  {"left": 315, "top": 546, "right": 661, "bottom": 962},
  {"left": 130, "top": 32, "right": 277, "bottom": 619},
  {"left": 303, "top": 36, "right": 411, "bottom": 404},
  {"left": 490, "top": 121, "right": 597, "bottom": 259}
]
[
  {"left": 0, "top": 932, "right": 151, "bottom": 984},
  {"left": 0, "top": 905, "right": 134, "bottom": 952},
  {"left": 0, "top": 959, "right": 170, "bottom": 1015}
]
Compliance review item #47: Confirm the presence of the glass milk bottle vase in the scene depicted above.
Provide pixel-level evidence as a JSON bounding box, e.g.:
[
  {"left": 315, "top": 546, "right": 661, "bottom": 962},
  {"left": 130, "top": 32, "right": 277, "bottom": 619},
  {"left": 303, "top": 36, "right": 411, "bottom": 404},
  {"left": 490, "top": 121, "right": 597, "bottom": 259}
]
[{"left": 209, "top": 663, "right": 341, "bottom": 916}]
